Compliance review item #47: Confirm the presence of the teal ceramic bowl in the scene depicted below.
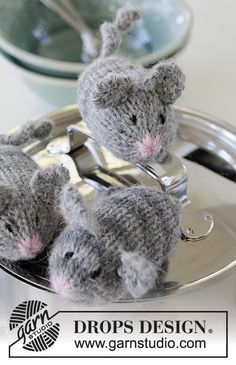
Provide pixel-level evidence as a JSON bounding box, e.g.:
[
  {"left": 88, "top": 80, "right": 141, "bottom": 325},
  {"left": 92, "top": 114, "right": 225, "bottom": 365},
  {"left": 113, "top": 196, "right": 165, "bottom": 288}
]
[
  {"left": 0, "top": 0, "right": 192, "bottom": 79},
  {"left": 0, "top": 51, "right": 76, "bottom": 106}
]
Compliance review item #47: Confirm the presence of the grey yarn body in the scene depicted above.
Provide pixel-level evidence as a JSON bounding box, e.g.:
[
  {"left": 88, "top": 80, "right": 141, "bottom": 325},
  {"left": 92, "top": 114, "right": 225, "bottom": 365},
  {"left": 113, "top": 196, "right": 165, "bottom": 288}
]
[
  {"left": 77, "top": 7, "right": 185, "bottom": 164},
  {"left": 92, "top": 186, "right": 180, "bottom": 266},
  {"left": 49, "top": 185, "right": 181, "bottom": 303},
  {"left": 0, "top": 120, "right": 70, "bottom": 262},
  {"left": 0, "top": 145, "right": 37, "bottom": 188}
]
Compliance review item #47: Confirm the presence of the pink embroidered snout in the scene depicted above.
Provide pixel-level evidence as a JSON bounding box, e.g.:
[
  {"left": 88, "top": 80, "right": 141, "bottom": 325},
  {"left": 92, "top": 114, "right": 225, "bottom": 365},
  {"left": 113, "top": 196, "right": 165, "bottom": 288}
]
[
  {"left": 136, "top": 134, "right": 162, "bottom": 159},
  {"left": 19, "top": 234, "right": 43, "bottom": 257},
  {"left": 51, "top": 275, "right": 75, "bottom": 299}
]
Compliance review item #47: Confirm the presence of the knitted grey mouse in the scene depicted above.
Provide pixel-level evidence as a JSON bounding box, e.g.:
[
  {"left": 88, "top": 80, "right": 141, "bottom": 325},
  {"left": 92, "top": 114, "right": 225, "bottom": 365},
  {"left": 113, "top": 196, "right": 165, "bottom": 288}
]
[
  {"left": 77, "top": 7, "right": 185, "bottom": 164},
  {"left": 49, "top": 185, "right": 181, "bottom": 303},
  {"left": 0, "top": 120, "right": 70, "bottom": 262}
]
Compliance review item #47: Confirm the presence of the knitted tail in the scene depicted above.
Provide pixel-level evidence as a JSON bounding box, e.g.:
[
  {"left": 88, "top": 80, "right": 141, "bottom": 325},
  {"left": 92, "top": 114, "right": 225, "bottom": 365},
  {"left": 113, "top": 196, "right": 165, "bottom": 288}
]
[
  {"left": 0, "top": 119, "right": 53, "bottom": 146},
  {"left": 100, "top": 7, "right": 140, "bottom": 58}
]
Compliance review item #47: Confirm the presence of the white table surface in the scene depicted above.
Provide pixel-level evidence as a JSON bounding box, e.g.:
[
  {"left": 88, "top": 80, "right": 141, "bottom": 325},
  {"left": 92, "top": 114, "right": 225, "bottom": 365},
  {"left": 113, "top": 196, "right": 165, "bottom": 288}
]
[{"left": 0, "top": 0, "right": 236, "bottom": 363}]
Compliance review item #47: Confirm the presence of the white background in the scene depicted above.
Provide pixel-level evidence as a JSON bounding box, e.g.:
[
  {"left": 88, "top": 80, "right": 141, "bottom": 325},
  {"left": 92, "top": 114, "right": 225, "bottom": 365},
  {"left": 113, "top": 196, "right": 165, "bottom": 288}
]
[{"left": 0, "top": 0, "right": 236, "bottom": 364}]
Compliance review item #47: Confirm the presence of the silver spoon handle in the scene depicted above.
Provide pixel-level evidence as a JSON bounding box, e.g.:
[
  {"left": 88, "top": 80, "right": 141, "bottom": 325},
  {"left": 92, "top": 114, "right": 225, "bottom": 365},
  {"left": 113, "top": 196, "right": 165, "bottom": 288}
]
[
  {"left": 39, "top": 0, "right": 98, "bottom": 59},
  {"left": 57, "top": 0, "right": 93, "bottom": 35}
]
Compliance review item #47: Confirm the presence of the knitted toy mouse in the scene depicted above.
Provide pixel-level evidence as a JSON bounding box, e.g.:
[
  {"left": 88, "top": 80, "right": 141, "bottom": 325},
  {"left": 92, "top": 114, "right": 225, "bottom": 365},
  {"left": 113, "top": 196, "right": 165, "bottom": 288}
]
[
  {"left": 0, "top": 120, "right": 70, "bottom": 262},
  {"left": 49, "top": 185, "right": 181, "bottom": 303},
  {"left": 77, "top": 7, "right": 185, "bottom": 164}
]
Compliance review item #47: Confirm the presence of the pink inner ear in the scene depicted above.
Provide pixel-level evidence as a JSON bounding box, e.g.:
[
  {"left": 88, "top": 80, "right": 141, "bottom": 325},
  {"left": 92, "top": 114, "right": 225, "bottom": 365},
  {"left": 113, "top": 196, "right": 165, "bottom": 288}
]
[
  {"left": 18, "top": 235, "right": 43, "bottom": 257},
  {"left": 136, "top": 134, "right": 162, "bottom": 159},
  {"left": 51, "top": 275, "right": 75, "bottom": 299}
]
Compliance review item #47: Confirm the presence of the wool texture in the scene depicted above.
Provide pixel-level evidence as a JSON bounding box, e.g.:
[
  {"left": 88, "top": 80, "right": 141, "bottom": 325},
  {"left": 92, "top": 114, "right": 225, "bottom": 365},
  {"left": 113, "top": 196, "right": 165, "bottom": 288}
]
[
  {"left": 49, "top": 185, "right": 181, "bottom": 303},
  {"left": 0, "top": 120, "right": 70, "bottom": 262},
  {"left": 77, "top": 7, "right": 185, "bottom": 164}
]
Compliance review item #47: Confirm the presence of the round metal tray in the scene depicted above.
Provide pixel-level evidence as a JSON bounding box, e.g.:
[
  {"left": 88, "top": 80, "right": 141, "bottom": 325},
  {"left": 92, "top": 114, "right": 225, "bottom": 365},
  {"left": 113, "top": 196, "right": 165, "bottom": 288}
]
[{"left": 1, "top": 105, "right": 236, "bottom": 300}]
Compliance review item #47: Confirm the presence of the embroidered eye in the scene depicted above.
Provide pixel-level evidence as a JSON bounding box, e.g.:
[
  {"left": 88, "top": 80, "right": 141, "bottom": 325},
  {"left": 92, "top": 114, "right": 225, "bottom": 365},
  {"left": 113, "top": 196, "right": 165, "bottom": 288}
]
[
  {"left": 35, "top": 215, "right": 39, "bottom": 225},
  {"left": 90, "top": 267, "right": 102, "bottom": 279},
  {"left": 130, "top": 115, "right": 137, "bottom": 125},
  {"left": 160, "top": 113, "right": 166, "bottom": 125},
  {"left": 5, "top": 223, "right": 14, "bottom": 234},
  {"left": 64, "top": 252, "right": 74, "bottom": 259}
]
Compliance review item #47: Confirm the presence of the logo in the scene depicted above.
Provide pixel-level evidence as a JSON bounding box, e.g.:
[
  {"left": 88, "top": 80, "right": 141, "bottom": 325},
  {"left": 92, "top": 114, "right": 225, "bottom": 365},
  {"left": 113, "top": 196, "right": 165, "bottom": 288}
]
[
  {"left": 9, "top": 300, "right": 60, "bottom": 352},
  {"left": 8, "top": 309, "right": 227, "bottom": 358}
]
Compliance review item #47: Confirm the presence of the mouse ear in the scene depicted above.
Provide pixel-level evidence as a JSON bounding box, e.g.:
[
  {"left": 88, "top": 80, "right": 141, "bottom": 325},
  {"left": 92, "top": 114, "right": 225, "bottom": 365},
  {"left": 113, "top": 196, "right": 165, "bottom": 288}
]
[
  {"left": 0, "top": 185, "right": 15, "bottom": 213},
  {"left": 61, "top": 184, "right": 98, "bottom": 234},
  {"left": 30, "top": 165, "right": 70, "bottom": 203},
  {"left": 118, "top": 251, "right": 157, "bottom": 299},
  {"left": 144, "top": 61, "right": 185, "bottom": 104},
  {"left": 92, "top": 74, "right": 136, "bottom": 108}
]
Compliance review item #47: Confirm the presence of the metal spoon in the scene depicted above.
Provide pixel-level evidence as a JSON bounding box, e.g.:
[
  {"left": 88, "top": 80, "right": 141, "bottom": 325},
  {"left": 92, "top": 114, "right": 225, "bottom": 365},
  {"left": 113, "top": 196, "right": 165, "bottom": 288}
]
[{"left": 39, "top": 0, "right": 98, "bottom": 62}]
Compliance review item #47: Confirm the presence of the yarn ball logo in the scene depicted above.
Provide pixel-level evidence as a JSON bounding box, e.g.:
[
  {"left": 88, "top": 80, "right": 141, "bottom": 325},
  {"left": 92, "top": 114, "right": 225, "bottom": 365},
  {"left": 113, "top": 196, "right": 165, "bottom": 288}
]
[{"left": 9, "top": 300, "right": 60, "bottom": 352}]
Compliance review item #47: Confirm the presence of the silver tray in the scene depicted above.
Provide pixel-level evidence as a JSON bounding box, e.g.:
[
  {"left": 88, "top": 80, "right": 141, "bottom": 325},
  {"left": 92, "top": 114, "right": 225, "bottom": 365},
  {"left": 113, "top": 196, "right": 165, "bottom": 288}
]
[{"left": 0, "top": 105, "right": 236, "bottom": 300}]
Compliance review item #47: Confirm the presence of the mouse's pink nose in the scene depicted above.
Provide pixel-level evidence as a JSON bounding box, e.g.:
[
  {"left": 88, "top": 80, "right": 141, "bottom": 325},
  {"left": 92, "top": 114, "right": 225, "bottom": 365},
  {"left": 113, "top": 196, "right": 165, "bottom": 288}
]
[
  {"left": 136, "top": 134, "right": 162, "bottom": 159},
  {"left": 18, "top": 234, "right": 43, "bottom": 258},
  {"left": 51, "top": 275, "right": 75, "bottom": 299}
]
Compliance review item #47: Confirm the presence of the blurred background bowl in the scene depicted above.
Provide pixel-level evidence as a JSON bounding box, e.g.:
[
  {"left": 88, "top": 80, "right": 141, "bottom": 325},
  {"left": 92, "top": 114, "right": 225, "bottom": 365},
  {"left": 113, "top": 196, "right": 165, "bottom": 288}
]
[
  {"left": 0, "top": 0, "right": 192, "bottom": 105},
  {"left": 0, "top": 0, "right": 192, "bottom": 76},
  {"left": 0, "top": 51, "right": 76, "bottom": 105}
]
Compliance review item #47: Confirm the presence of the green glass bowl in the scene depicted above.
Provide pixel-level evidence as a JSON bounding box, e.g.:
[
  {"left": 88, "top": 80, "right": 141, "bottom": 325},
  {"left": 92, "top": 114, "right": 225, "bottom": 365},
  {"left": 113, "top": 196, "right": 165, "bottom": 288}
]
[{"left": 0, "top": 0, "right": 192, "bottom": 79}]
